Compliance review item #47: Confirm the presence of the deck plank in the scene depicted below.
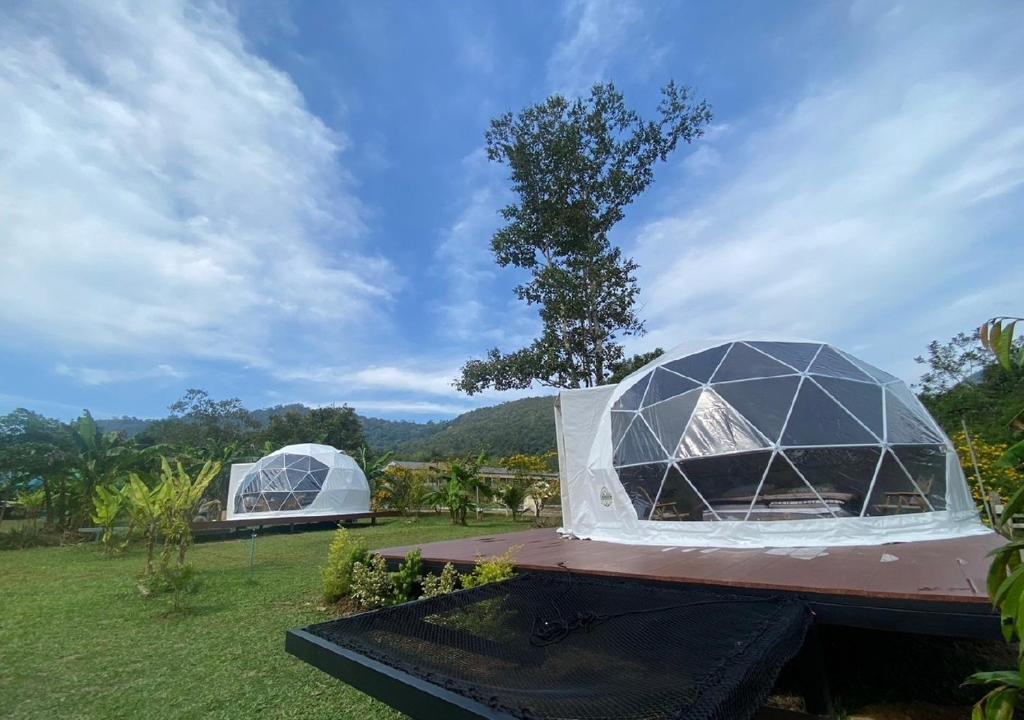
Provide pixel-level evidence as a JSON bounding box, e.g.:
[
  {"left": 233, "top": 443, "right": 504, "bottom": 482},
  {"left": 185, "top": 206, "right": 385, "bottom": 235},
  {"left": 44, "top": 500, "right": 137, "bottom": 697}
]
[{"left": 379, "top": 528, "right": 1002, "bottom": 605}]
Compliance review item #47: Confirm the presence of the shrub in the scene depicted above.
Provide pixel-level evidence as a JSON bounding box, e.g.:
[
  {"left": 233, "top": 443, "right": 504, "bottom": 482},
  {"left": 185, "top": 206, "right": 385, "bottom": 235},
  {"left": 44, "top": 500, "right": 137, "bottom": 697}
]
[
  {"left": 0, "top": 524, "right": 63, "bottom": 551},
  {"left": 392, "top": 549, "right": 424, "bottom": 604},
  {"left": 91, "top": 485, "right": 125, "bottom": 555},
  {"left": 499, "top": 483, "right": 527, "bottom": 521},
  {"left": 421, "top": 562, "right": 460, "bottom": 599},
  {"left": 322, "top": 526, "right": 368, "bottom": 603},
  {"left": 953, "top": 429, "right": 1023, "bottom": 504},
  {"left": 140, "top": 562, "right": 200, "bottom": 613},
  {"left": 460, "top": 547, "right": 518, "bottom": 589},
  {"left": 350, "top": 554, "right": 394, "bottom": 610}
]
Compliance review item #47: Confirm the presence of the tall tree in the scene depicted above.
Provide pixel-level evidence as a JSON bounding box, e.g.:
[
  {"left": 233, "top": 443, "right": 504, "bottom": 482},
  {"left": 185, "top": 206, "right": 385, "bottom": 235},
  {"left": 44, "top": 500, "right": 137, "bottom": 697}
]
[
  {"left": 264, "top": 406, "right": 365, "bottom": 454},
  {"left": 914, "top": 331, "right": 988, "bottom": 396},
  {"left": 139, "top": 389, "right": 258, "bottom": 451},
  {"left": 456, "top": 81, "right": 711, "bottom": 393}
]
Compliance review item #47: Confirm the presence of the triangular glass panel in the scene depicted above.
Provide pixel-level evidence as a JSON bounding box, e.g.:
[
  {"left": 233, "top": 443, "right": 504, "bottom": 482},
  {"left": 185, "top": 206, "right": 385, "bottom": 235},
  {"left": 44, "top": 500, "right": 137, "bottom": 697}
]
[
  {"left": 610, "top": 411, "right": 636, "bottom": 449},
  {"left": 613, "top": 373, "right": 652, "bottom": 412},
  {"left": 252, "top": 494, "right": 271, "bottom": 512},
  {"left": 864, "top": 450, "right": 930, "bottom": 516},
  {"left": 749, "top": 452, "right": 836, "bottom": 520},
  {"left": 892, "top": 444, "right": 947, "bottom": 510},
  {"left": 746, "top": 341, "right": 823, "bottom": 372},
  {"left": 286, "top": 454, "right": 313, "bottom": 471},
  {"left": 678, "top": 389, "right": 770, "bottom": 458},
  {"left": 641, "top": 389, "right": 701, "bottom": 456},
  {"left": 283, "top": 467, "right": 307, "bottom": 490},
  {"left": 676, "top": 451, "right": 773, "bottom": 521},
  {"left": 293, "top": 473, "right": 321, "bottom": 492},
  {"left": 293, "top": 491, "right": 318, "bottom": 509},
  {"left": 784, "top": 446, "right": 881, "bottom": 516},
  {"left": 642, "top": 367, "right": 700, "bottom": 407},
  {"left": 279, "top": 493, "right": 302, "bottom": 511},
  {"left": 808, "top": 346, "right": 872, "bottom": 382},
  {"left": 650, "top": 463, "right": 712, "bottom": 522},
  {"left": 308, "top": 467, "right": 329, "bottom": 487},
  {"left": 837, "top": 349, "right": 899, "bottom": 383},
  {"left": 239, "top": 472, "right": 259, "bottom": 496},
  {"left": 812, "top": 376, "right": 884, "bottom": 439},
  {"left": 884, "top": 387, "right": 944, "bottom": 444},
  {"left": 309, "top": 457, "right": 330, "bottom": 473},
  {"left": 663, "top": 343, "right": 730, "bottom": 383},
  {"left": 613, "top": 415, "right": 669, "bottom": 466},
  {"left": 781, "top": 380, "right": 876, "bottom": 446},
  {"left": 263, "top": 454, "right": 285, "bottom": 469},
  {"left": 713, "top": 375, "right": 801, "bottom": 445},
  {"left": 711, "top": 342, "right": 796, "bottom": 383},
  {"left": 616, "top": 462, "right": 671, "bottom": 520},
  {"left": 261, "top": 468, "right": 291, "bottom": 492},
  {"left": 264, "top": 492, "right": 289, "bottom": 511}
]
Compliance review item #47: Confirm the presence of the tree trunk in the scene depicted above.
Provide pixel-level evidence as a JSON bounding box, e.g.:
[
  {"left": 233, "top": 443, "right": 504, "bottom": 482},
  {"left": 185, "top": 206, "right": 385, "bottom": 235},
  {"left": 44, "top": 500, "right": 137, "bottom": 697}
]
[
  {"left": 144, "top": 526, "right": 156, "bottom": 577},
  {"left": 40, "top": 476, "right": 54, "bottom": 527}
]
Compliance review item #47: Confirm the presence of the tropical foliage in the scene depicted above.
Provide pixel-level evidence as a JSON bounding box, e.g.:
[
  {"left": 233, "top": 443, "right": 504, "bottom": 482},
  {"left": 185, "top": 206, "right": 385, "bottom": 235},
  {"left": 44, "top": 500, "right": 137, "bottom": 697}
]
[
  {"left": 425, "top": 457, "right": 492, "bottom": 525},
  {"left": 980, "top": 317, "right": 1024, "bottom": 469},
  {"left": 965, "top": 316, "right": 1024, "bottom": 719},
  {"left": 953, "top": 430, "right": 1023, "bottom": 505},
  {"left": 373, "top": 464, "right": 430, "bottom": 516}
]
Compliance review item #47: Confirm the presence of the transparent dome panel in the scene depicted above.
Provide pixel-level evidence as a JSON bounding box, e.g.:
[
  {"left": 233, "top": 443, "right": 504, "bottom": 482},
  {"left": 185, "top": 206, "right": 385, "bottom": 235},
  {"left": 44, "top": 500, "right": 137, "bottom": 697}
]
[{"left": 604, "top": 342, "right": 958, "bottom": 527}]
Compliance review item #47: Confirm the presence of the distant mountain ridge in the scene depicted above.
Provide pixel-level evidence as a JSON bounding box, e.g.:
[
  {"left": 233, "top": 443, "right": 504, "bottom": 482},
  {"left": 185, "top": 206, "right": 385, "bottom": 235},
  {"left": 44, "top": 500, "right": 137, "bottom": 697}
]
[{"left": 94, "top": 395, "right": 557, "bottom": 459}]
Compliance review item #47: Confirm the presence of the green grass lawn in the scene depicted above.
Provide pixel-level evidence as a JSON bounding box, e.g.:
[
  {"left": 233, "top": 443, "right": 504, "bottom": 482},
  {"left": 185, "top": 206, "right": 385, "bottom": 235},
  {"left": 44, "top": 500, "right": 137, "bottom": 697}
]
[{"left": 0, "top": 515, "right": 528, "bottom": 720}]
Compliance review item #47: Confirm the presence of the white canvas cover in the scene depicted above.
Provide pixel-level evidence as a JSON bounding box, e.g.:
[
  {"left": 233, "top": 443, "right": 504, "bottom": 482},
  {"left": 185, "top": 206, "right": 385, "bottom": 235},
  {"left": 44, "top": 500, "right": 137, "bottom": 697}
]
[
  {"left": 226, "top": 443, "right": 370, "bottom": 520},
  {"left": 556, "top": 339, "right": 991, "bottom": 548}
]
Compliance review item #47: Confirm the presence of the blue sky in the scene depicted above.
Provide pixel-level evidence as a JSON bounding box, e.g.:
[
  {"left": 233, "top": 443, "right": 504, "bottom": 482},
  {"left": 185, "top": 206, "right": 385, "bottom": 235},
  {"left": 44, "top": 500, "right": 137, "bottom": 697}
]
[{"left": 1, "top": 0, "right": 1022, "bottom": 422}]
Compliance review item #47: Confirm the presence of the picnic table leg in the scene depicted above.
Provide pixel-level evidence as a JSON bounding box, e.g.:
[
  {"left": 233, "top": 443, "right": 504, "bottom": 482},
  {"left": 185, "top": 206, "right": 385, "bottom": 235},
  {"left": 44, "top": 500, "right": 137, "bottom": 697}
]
[{"left": 794, "top": 625, "right": 833, "bottom": 716}]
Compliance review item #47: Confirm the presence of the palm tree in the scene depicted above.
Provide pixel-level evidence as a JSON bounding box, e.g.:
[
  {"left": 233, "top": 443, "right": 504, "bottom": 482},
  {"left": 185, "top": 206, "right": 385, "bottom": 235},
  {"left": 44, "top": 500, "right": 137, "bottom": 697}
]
[{"left": 425, "top": 458, "right": 492, "bottom": 525}]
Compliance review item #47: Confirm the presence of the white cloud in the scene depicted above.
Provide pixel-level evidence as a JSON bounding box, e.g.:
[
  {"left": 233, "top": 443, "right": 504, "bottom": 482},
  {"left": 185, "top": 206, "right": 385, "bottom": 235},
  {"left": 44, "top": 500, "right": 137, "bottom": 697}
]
[
  {"left": 280, "top": 364, "right": 457, "bottom": 396},
  {"left": 627, "top": 3, "right": 1024, "bottom": 382},
  {"left": 311, "top": 399, "right": 473, "bottom": 416},
  {"left": 0, "top": 1, "right": 394, "bottom": 366},
  {"left": 431, "top": 148, "right": 538, "bottom": 347},
  {"left": 55, "top": 363, "right": 184, "bottom": 386},
  {"left": 546, "top": 0, "right": 647, "bottom": 97}
]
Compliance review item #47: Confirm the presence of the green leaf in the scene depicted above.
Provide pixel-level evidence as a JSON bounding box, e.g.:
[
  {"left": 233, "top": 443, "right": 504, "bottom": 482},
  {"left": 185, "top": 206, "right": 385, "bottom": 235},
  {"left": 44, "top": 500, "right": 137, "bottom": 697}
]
[
  {"left": 994, "top": 564, "right": 1024, "bottom": 609},
  {"left": 998, "top": 438, "right": 1024, "bottom": 470},
  {"left": 990, "top": 322, "right": 1004, "bottom": 357},
  {"left": 967, "top": 671, "right": 1024, "bottom": 688},
  {"left": 997, "top": 321, "right": 1017, "bottom": 372}
]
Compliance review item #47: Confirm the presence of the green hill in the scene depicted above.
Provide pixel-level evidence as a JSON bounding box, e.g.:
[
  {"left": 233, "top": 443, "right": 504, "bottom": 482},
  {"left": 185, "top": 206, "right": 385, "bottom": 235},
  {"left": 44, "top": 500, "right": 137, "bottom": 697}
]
[
  {"left": 95, "top": 395, "right": 558, "bottom": 459},
  {"left": 393, "top": 396, "right": 556, "bottom": 460},
  {"left": 360, "top": 415, "right": 447, "bottom": 450}
]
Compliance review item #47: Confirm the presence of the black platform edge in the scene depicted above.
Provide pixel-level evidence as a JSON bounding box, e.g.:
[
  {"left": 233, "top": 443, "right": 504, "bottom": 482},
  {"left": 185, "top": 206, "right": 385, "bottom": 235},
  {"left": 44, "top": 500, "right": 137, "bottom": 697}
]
[
  {"left": 286, "top": 628, "right": 516, "bottom": 720},
  {"left": 383, "top": 558, "right": 1000, "bottom": 641}
]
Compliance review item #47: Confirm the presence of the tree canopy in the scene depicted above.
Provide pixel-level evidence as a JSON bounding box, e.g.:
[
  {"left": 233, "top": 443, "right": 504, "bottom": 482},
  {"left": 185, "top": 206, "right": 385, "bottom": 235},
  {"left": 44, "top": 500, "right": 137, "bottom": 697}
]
[{"left": 457, "top": 81, "right": 711, "bottom": 394}]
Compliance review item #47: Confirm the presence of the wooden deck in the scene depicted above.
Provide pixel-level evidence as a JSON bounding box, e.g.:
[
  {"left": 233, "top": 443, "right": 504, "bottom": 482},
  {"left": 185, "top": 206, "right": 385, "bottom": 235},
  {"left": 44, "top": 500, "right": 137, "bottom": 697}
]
[
  {"left": 380, "top": 528, "right": 1005, "bottom": 639},
  {"left": 191, "top": 510, "right": 397, "bottom": 534}
]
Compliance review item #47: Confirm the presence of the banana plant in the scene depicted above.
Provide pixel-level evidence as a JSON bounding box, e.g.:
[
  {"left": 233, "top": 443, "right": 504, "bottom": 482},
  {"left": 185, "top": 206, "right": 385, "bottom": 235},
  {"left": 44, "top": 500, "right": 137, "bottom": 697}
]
[
  {"left": 967, "top": 481, "right": 1024, "bottom": 717},
  {"left": 980, "top": 318, "right": 1024, "bottom": 470},
  {"left": 90, "top": 485, "right": 125, "bottom": 554},
  {"left": 355, "top": 446, "right": 394, "bottom": 496},
  {"left": 124, "top": 473, "right": 168, "bottom": 576},
  {"left": 157, "top": 458, "right": 220, "bottom": 567}
]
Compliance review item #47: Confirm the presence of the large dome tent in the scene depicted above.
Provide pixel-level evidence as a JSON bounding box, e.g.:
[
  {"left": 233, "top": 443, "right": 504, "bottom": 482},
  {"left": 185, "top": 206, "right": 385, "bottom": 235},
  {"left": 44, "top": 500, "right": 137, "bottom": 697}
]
[
  {"left": 555, "top": 339, "right": 990, "bottom": 548},
  {"left": 227, "top": 443, "right": 370, "bottom": 520}
]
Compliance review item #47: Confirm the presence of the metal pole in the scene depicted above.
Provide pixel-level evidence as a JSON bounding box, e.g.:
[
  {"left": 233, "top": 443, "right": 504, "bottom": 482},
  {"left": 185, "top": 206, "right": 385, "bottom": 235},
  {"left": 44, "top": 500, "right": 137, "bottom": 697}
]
[
  {"left": 248, "top": 529, "right": 257, "bottom": 580},
  {"left": 962, "top": 418, "right": 995, "bottom": 526}
]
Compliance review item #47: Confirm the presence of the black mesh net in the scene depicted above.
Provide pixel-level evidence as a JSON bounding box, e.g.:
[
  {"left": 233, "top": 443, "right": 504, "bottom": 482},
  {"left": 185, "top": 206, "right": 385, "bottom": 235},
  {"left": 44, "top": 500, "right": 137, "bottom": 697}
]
[{"left": 304, "top": 573, "right": 811, "bottom": 720}]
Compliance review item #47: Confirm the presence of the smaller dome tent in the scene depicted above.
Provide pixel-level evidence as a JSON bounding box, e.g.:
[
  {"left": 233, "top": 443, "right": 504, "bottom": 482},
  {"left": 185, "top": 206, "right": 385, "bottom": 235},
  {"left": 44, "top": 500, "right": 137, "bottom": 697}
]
[
  {"left": 227, "top": 443, "right": 370, "bottom": 520},
  {"left": 555, "top": 340, "right": 990, "bottom": 548}
]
